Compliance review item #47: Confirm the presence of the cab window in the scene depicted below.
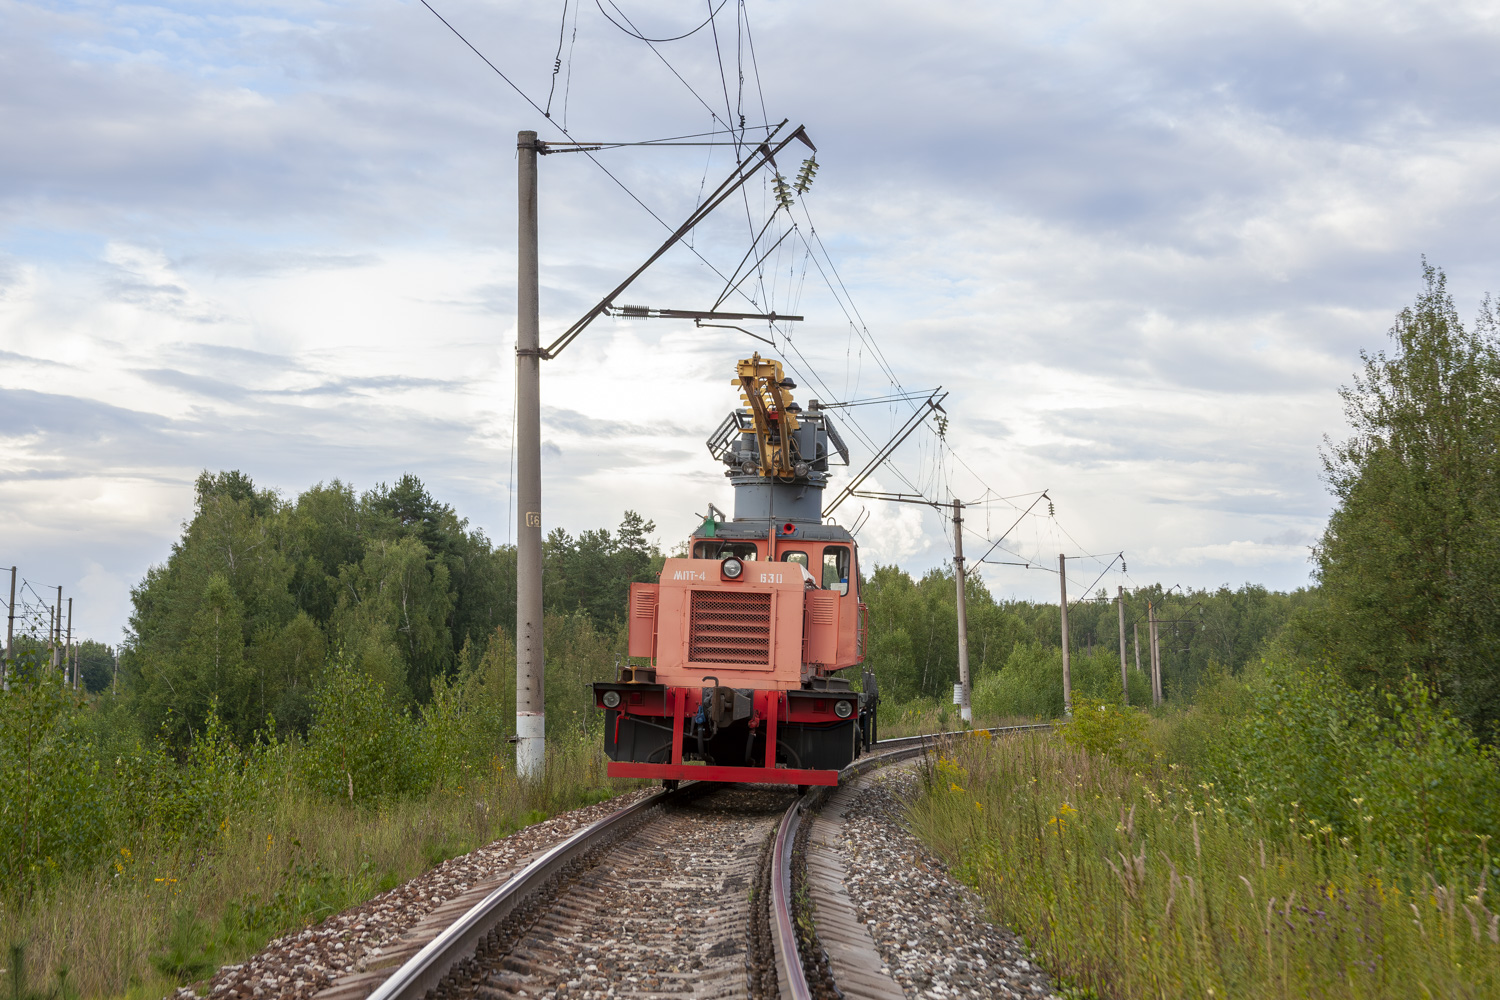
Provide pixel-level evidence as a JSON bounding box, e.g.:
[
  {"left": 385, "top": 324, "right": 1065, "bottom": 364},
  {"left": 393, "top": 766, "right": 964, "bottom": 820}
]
[
  {"left": 822, "top": 546, "right": 852, "bottom": 595},
  {"left": 781, "top": 551, "right": 809, "bottom": 568},
  {"left": 693, "top": 540, "right": 759, "bottom": 560}
]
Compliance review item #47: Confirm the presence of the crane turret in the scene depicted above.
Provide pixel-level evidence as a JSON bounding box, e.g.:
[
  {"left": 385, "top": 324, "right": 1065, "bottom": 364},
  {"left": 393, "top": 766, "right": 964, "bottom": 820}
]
[{"left": 704, "top": 354, "right": 850, "bottom": 524}]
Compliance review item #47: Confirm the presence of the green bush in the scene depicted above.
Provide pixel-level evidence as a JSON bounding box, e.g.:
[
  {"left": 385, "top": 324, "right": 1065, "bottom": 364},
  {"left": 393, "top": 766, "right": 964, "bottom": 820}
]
[
  {"left": 1156, "top": 657, "right": 1500, "bottom": 873},
  {"left": 0, "top": 651, "right": 270, "bottom": 899},
  {"left": 301, "top": 653, "right": 421, "bottom": 804},
  {"left": 1058, "top": 696, "right": 1151, "bottom": 769},
  {"left": 1, "top": 650, "right": 121, "bottom": 893},
  {"left": 972, "top": 641, "right": 1150, "bottom": 719}
]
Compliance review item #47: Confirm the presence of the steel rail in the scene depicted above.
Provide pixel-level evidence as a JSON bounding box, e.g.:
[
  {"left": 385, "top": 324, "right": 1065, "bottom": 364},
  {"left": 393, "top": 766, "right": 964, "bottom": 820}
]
[
  {"left": 770, "top": 792, "right": 810, "bottom": 1000},
  {"left": 368, "top": 722, "right": 1053, "bottom": 1000},
  {"left": 772, "top": 722, "right": 1054, "bottom": 997},
  {"left": 364, "top": 787, "right": 675, "bottom": 1000}
]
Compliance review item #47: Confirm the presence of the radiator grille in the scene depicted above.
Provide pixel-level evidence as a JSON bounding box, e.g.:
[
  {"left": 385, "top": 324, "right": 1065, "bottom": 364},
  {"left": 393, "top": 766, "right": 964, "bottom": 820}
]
[{"left": 689, "top": 590, "right": 772, "bottom": 665}]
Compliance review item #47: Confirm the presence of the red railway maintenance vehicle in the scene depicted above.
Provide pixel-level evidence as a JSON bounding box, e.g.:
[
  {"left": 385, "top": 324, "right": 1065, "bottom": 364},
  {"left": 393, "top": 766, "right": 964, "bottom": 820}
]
[{"left": 593, "top": 354, "right": 879, "bottom": 788}]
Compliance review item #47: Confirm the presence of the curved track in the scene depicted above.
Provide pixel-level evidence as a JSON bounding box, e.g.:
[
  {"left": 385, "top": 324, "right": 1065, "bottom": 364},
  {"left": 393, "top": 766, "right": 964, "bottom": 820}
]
[{"left": 357, "top": 724, "right": 1051, "bottom": 1000}]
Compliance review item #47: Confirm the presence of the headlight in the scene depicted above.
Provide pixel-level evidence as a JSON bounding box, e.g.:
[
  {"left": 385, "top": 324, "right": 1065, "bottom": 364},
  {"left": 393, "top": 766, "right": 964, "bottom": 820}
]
[
  {"left": 834, "top": 700, "right": 853, "bottom": 718},
  {"left": 602, "top": 690, "right": 621, "bottom": 708},
  {"left": 722, "top": 557, "right": 744, "bottom": 579}
]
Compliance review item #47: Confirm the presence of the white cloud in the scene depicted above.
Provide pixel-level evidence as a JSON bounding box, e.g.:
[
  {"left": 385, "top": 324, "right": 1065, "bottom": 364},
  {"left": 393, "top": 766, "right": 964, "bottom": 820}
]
[{"left": 3, "top": 0, "right": 1500, "bottom": 639}]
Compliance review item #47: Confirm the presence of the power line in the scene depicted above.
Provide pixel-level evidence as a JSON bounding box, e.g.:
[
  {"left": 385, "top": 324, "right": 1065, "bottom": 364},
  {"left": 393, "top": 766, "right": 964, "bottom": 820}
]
[
  {"left": 419, "top": 0, "right": 793, "bottom": 321},
  {"left": 560, "top": 0, "right": 583, "bottom": 127},
  {"left": 544, "top": 0, "right": 571, "bottom": 117},
  {"left": 739, "top": 0, "right": 770, "bottom": 136},
  {"left": 420, "top": 0, "right": 687, "bottom": 237},
  {"left": 418, "top": 0, "right": 1002, "bottom": 544},
  {"left": 593, "top": 0, "right": 731, "bottom": 43},
  {"left": 599, "top": 0, "right": 736, "bottom": 135}
]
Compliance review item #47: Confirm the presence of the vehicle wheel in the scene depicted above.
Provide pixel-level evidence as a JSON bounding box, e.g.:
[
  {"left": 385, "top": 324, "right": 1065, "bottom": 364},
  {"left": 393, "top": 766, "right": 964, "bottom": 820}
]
[{"left": 663, "top": 779, "right": 680, "bottom": 791}]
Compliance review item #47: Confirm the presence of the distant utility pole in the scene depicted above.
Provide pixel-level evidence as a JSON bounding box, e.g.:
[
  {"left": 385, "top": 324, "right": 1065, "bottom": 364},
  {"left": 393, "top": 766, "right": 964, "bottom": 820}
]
[
  {"left": 515, "top": 129, "right": 545, "bottom": 780},
  {"left": 4, "top": 565, "right": 14, "bottom": 689},
  {"left": 952, "top": 499, "right": 972, "bottom": 724},
  {"left": 847, "top": 489, "right": 982, "bottom": 724},
  {"left": 1058, "top": 554, "right": 1072, "bottom": 716},
  {"left": 1148, "top": 601, "right": 1162, "bottom": 706},
  {"left": 66, "top": 597, "right": 73, "bottom": 690},
  {"left": 1133, "top": 622, "right": 1142, "bottom": 675},
  {"left": 53, "top": 586, "right": 62, "bottom": 672},
  {"left": 1117, "top": 585, "right": 1129, "bottom": 707}
]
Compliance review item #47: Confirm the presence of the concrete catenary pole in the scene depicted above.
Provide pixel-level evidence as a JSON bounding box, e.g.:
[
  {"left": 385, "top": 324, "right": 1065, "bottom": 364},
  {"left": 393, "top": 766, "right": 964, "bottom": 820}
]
[
  {"left": 66, "top": 597, "right": 73, "bottom": 690},
  {"left": 1058, "top": 553, "right": 1072, "bottom": 716},
  {"left": 952, "top": 499, "right": 972, "bottom": 724},
  {"left": 1117, "top": 585, "right": 1129, "bottom": 707},
  {"left": 515, "top": 129, "right": 546, "bottom": 780},
  {"left": 53, "top": 585, "right": 62, "bottom": 673},
  {"left": 1133, "top": 622, "right": 1141, "bottom": 675}
]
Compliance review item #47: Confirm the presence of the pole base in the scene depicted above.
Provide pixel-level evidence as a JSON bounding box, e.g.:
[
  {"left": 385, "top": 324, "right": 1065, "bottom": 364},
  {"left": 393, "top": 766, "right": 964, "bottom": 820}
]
[{"left": 516, "top": 712, "right": 545, "bottom": 778}]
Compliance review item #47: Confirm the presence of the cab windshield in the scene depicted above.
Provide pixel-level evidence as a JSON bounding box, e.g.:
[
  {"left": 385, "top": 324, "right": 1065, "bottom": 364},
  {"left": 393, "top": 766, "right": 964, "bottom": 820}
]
[{"left": 693, "top": 540, "right": 759, "bottom": 561}]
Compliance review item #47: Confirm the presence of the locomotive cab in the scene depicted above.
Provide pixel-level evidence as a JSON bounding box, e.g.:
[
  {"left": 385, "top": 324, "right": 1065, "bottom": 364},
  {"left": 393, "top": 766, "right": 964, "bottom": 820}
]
[{"left": 592, "top": 355, "right": 877, "bottom": 787}]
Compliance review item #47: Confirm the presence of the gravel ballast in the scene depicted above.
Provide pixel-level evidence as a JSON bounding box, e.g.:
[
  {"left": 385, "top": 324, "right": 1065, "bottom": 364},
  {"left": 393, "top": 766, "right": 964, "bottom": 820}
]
[
  {"left": 172, "top": 790, "right": 655, "bottom": 1000},
  {"left": 838, "top": 767, "right": 1059, "bottom": 1000}
]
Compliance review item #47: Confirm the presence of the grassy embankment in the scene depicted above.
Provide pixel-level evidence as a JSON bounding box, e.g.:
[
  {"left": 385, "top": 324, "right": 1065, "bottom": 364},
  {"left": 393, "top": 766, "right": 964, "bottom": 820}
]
[
  {"left": 907, "top": 664, "right": 1500, "bottom": 998},
  {"left": 874, "top": 699, "right": 1035, "bottom": 740},
  {"left": 0, "top": 647, "right": 647, "bottom": 1000},
  {"left": 2, "top": 734, "right": 635, "bottom": 1000}
]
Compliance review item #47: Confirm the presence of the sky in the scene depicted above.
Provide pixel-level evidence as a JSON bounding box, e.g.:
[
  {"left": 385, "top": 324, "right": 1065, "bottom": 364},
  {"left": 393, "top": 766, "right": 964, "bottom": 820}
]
[{"left": 3, "top": 0, "right": 1499, "bottom": 646}]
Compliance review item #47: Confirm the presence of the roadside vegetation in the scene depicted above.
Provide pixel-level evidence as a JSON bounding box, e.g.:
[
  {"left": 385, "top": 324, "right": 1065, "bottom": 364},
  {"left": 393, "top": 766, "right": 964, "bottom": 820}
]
[
  {"left": 905, "top": 264, "right": 1500, "bottom": 997},
  {"left": 0, "top": 642, "right": 635, "bottom": 1000},
  {"left": 912, "top": 675, "right": 1500, "bottom": 998}
]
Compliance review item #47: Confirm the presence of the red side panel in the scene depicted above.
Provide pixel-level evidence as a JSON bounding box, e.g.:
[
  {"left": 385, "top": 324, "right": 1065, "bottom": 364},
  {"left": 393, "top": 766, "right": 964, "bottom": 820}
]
[
  {"left": 627, "top": 583, "right": 659, "bottom": 659},
  {"left": 804, "top": 590, "right": 839, "bottom": 665}
]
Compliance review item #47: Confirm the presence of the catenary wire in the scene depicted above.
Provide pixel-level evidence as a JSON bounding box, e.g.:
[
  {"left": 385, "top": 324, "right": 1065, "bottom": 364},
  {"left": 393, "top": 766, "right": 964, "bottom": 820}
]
[
  {"left": 421, "top": 0, "right": 1084, "bottom": 570},
  {"left": 544, "top": 0, "right": 570, "bottom": 117},
  {"left": 594, "top": 0, "right": 731, "bottom": 43}
]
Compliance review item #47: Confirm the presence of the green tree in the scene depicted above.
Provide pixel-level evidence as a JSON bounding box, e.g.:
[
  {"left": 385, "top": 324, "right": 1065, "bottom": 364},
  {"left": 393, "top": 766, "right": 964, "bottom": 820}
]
[
  {"left": 1312, "top": 262, "right": 1500, "bottom": 734},
  {"left": 543, "top": 511, "right": 661, "bottom": 624},
  {"left": 141, "top": 575, "right": 251, "bottom": 745},
  {"left": 76, "top": 639, "right": 115, "bottom": 694},
  {"left": 333, "top": 535, "right": 454, "bottom": 701}
]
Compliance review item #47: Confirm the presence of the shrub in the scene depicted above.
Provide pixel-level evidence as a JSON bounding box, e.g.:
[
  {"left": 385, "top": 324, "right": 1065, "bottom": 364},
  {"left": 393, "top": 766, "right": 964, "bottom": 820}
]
[
  {"left": 301, "top": 653, "right": 421, "bottom": 804},
  {"left": 1193, "top": 659, "right": 1500, "bottom": 871},
  {"left": 1058, "top": 696, "right": 1152, "bottom": 769},
  {"left": 972, "top": 641, "right": 1150, "bottom": 719}
]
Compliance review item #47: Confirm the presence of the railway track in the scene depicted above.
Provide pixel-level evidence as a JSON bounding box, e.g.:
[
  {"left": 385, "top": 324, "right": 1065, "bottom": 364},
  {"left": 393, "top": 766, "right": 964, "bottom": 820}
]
[{"left": 325, "top": 724, "right": 1052, "bottom": 1000}]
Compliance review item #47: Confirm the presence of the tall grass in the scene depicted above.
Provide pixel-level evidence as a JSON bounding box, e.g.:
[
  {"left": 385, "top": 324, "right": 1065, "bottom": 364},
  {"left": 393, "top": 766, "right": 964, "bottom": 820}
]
[
  {"left": 875, "top": 697, "right": 1032, "bottom": 739},
  {"left": 910, "top": 724, "right": 1500, "bottom": 998},
  {"left": 0, "top": 733, "right": 631, "bottom": 1000},
  {"left": 0, "top": 643, "right": 641, "bottom": 1000}
]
